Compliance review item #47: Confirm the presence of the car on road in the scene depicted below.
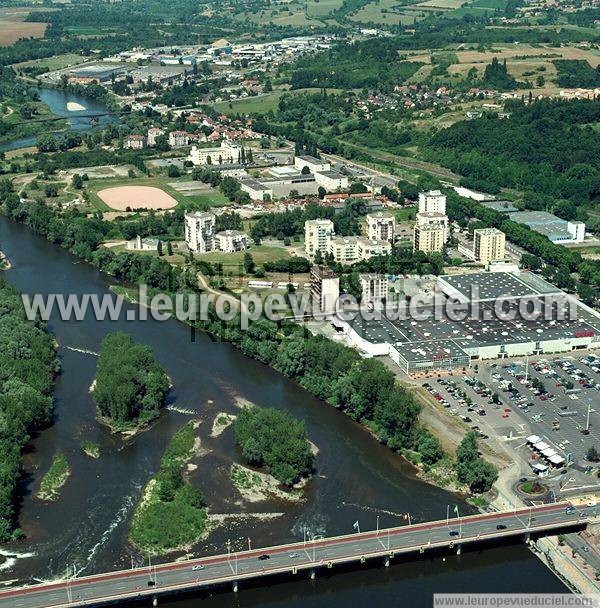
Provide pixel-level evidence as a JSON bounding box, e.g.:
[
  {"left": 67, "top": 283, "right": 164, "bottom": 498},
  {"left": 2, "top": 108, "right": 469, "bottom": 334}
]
[
  {"left": 496, "top": 524, "right": 507, "bottom": 530},
  {"left": 289, "top": 553, "right": 299, "bottom": 558},
  {"left": 258, "top": 554, "right": 270, "bottom": 561},
  {"left": 449, "top": 530, "right": 459, "bottom": 537},
  {"left": 191, "top": 565, "right": 205, "bottom": 571}
]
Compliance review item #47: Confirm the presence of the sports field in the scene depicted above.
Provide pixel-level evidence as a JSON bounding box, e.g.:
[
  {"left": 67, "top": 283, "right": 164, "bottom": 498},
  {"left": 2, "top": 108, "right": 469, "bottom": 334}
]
[{"left": 97, "top": 186, "right": 179, "bottom": 211}]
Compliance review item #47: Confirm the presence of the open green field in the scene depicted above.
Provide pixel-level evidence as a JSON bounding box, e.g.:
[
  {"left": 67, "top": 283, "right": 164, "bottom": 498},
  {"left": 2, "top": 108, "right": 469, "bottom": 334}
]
[
  {"left": 213, "top": 87, "right": 344, "bottom": 116},
  {"left": 213, "top": 91, "right": 287, "bottom": 115},
  {"left": 12, "top": 53, "right": 88, "bottom": 71},
  {"left": 196, "top": 244, "right": 291, "bottom": 267},
  {"left": 350, "top": 0, "right": 427, "bottom": 25}
]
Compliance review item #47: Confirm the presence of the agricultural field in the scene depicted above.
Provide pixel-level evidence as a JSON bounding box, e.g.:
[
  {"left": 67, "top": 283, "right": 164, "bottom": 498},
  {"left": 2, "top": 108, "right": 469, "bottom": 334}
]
[
  {"left": 0, "top": 7, "right": 47, "bottom": 46},
  {"left": 407, "top": 43, "right": 600, "bottom": 91},
  {"left": 12, "top": 53, "right": 88, "bottom": 71},
  {"left": 349, "top": 0, "right": 429, "bottom": 25}
]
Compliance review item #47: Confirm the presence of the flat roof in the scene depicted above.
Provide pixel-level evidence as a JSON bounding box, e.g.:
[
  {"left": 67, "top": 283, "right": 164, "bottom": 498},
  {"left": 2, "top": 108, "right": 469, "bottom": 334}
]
[
  {"left": 438, "top": 271, "right": 561, "bottom": 302},
  {"left": 479, "top": 200, "right": 519, "bottom": 213},
  {"left": 509, "top": 211, "right": 576, "bottom": 240},
  {"left": 296, "top": 155, "right": 323, "bottom": 164},
  {"left": 394, "top": 339, "right": 469, "bottom": 364}
]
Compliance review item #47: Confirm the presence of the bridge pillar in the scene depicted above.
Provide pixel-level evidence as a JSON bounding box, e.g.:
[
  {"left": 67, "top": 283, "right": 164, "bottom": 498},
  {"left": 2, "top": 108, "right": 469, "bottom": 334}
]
[
  {"left": 309, "top": 569, "right": 316, "bottom": 580},
  {"left": 384, "top": 557, "right": 390, "bottom": 568},
  {"left": 456, "top": 544, "right": 462, "bottom": 556},
  {"left": 233, "top": 581, "right": 239, "bottom": 593}
]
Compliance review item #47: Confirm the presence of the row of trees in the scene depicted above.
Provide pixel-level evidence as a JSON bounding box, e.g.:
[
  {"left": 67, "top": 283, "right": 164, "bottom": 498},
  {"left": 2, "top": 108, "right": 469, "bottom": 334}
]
[
  {"left": 456, "top": 432, "right": 498, "bottom": 493},
  {"left": 0, "top": 277, "right": 59, "bottom": 540}
]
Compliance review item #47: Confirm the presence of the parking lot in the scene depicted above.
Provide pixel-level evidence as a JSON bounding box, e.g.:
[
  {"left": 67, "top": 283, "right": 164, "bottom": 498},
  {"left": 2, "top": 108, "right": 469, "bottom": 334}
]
[{"left": 420, "top": 353, "right": 600, "bottom": 483}]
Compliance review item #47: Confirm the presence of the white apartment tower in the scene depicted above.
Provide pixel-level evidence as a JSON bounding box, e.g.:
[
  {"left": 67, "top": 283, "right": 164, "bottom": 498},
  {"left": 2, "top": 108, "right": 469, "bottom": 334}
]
[
  {"left": 310, "top": 265, "right": 339, "bottom": 315},
  {"left": 185, "top": 212, "right": 216, "bottom": 253},
  {"left": 304, "top": 219, "right": 335, "bottom": 257},
  {"left": 360, "top": 274, "right": 389, "bottom": 305},
  {"left": 473, "top": 228, "right": 506, "bottom": 264},
  {"left": 418, "top": 190, "right": 446, "bottom": 215},
  {"left": 366, "top": 213, "right": 396, "bottom": 242}
]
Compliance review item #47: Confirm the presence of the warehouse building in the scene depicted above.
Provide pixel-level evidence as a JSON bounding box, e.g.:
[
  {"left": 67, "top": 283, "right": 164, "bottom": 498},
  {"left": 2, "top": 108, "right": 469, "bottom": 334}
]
[{"left": 332, "top": 271, "right": 600, "bottom": 375}]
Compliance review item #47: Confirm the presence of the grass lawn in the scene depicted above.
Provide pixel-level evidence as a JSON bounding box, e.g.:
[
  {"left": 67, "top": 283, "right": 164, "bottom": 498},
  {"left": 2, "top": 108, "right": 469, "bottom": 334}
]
[
  {"left": 12, "top": 53, "right": 88, "bottom": 71},
  {"left": 213, "top": 91, "right": 286, "bottom": 115},
  {"left": 196, "top": 244, "right": 291, "bottom": 267},
  {"left": 213, "top": 87, "right": 344, "bottom": 116}
]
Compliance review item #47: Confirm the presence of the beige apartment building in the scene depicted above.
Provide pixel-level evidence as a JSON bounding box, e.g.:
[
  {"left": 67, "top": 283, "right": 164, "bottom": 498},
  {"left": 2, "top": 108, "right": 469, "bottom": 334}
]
[
  {"left": 473, "top": 228, "right": 506, "bottom": 264},
  {"left": 366, "top": 213, "right": 396, "bottom": 242},
  {"left": 413, "top": 224, "right": 446, "bottom": 254},
  {"left": 304, "top": 219, "right": 335, "bottom": 257}
]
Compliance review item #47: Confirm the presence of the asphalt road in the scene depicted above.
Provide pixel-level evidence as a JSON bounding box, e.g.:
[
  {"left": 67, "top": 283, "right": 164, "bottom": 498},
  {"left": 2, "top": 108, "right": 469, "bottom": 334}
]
[{"left": 0, "top": 503, "right": 593, "bottom": 608}]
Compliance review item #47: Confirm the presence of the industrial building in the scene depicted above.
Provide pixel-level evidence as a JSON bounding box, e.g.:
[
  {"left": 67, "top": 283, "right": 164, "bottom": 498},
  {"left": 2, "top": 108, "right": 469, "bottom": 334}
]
[
  {"left": 332, "top": 271, "right": 600, "bottom": 375},
  {"left": 508, "top": 211, "right": 585, "bottom": 244}
]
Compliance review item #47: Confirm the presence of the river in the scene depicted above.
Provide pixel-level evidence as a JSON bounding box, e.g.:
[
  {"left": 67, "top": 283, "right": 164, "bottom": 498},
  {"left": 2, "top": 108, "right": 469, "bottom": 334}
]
[
  {"left": 0, "top": 218, "right": 568, "bottom": 606},
  {"left": 0, "top": 87, "right": 117, "bottom": 152}
]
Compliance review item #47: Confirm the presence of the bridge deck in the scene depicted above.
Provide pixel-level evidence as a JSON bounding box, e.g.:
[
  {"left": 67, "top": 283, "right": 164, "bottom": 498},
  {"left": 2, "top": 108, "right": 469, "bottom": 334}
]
[{"left": 0, "top": 502, "right": 592, "bottom": 608}]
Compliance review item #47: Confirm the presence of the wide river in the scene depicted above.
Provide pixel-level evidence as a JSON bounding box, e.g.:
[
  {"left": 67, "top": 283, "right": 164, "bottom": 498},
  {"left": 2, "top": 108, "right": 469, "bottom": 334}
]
[
  {"left": 0, "top": 87, "right": 117, "bottom": 152},
  {"left": 0, "top": 217, "right": 568, "bottom": 605}
]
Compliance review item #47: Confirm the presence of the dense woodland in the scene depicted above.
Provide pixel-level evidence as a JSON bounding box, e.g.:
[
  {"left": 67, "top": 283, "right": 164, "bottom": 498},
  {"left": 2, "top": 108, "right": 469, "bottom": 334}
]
[
  {"left": 93, "top": 332, "right": 170, "bottom": 429},
  {"left": 234, "top": 407, "right": 314, "bottom": 486},
  {"left": 0, "top": 277, "right": 59, "bottom": 541},
  {"left": 428, "top": 99, "right": 600, "bottom": 216}
]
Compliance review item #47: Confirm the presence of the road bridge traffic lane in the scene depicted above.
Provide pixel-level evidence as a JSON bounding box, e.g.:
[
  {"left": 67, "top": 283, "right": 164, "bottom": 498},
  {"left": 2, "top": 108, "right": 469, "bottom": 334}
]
[{"left": 0, "top": 503, "right": 587, "bottom": 608}]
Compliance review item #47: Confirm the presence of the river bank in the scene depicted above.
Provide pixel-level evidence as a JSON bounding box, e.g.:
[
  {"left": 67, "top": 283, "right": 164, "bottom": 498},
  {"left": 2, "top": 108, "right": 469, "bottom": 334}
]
[
  {"left": 0, "top": 87, "right": 118, "bottom": 152},
  {"left": 0, "top": 216, "right": 569, "bottom": 602}
]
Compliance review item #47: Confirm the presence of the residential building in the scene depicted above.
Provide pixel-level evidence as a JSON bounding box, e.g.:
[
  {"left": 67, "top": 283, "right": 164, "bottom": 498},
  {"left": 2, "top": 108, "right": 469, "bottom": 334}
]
[
  {"left": 304, "top": 219, "right": 335, "bottom": 257},
  {"left": 169, "top": 130, "right": 189, "bottom": 148},
  {"left": 188, "top": 140, "right": 242, "bottom": 166},
  {"left": 360, "top": 274, "right": 389, "bottom": 305},
  {"left": 185, "top": 212, "right": 216, "bottom": 253},
  {"left": 358, "top": 238, "right": 391, "bottom": 260},
  {"left": 314, "top": 170, "right": 349, "bottom": 191},
  {"left": 415, "top": 212, "right": 449, "bottom": 243},
  {"left": 418, "top": 190, "right": 446, "bottom": 215},
  {"left": 147, "top": 127, "right": 165, "bottom": 147},
  {"left": 473, "top": 228, "right": 506, "bottom": 264},
  {"left": 126, "top": 235, "right": 159, "bottom": 251},
  {"left": 413, "top": 224, "right": 446, "bottom": 254},
  {"left": 328, "top": 236, "right": 359, "bottom": 263},
  {"left": 215, "top": 230, "right": 248, "bottom": 253},
  {"left": 310, "top": 265, "right": 339, "bottom": 315},
  {"left": 366, "top": 213, "right": 396, "bottom": 242},
  {"left": 294, "top": 155, "right": 331, "bottom": 174},
  {"left": 124, "top": 134, "right": 145, "bottom": 150},
  {"left": 328, "top": 236, "right": 391, "bottom": 263}
]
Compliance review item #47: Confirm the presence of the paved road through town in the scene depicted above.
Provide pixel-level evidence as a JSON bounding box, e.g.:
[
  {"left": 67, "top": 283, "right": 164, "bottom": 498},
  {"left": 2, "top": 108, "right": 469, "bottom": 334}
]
[{"left": 1, "top": 503, "right": 594, "bottom": 608}]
